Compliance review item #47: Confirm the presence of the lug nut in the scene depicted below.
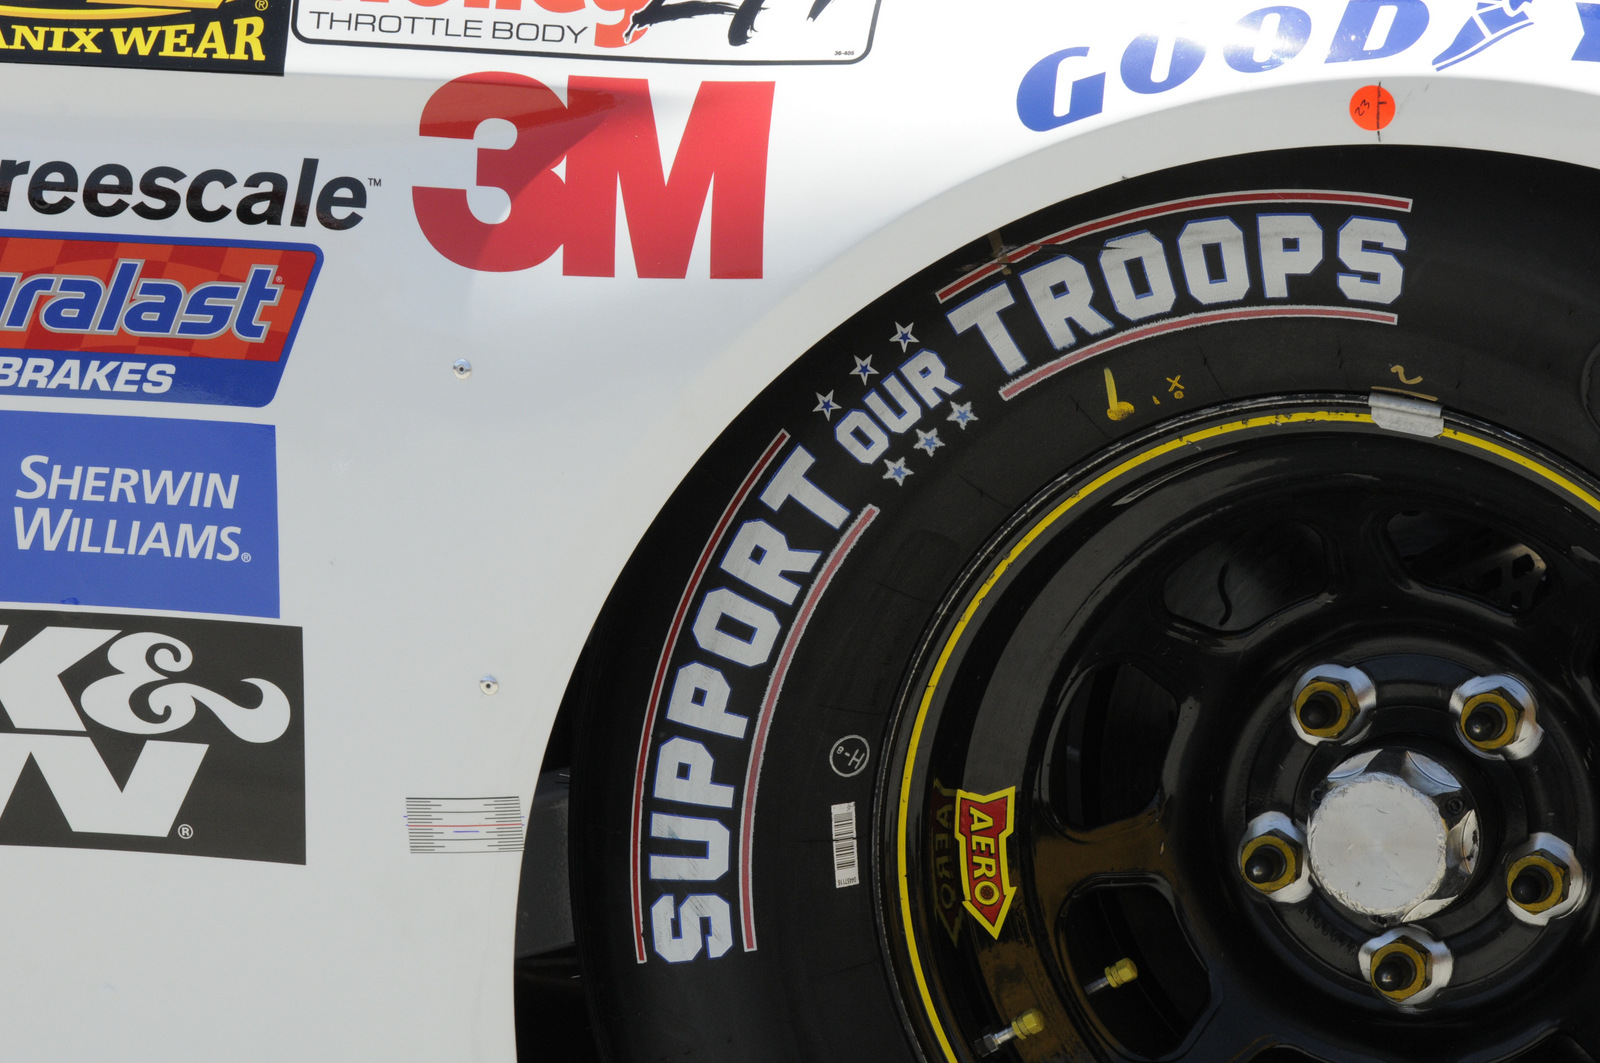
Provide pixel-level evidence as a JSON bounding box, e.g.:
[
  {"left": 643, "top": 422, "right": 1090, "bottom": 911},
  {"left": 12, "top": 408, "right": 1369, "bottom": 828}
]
[
  {"left": 1505, "top": 833, "right": 1587, "bottom": 925},
  {"left": 1237, "top": 812, "right": 1311, "bottom": 903},
  {"left": 1510, "top": 863, "right": 1555, "bottom": 906},
  {"left": 1289, "top": 664, "right": 1375, "bottom": 745},
  {"left": 1243, "top": 844, "right": 1287, "bottom": 886},
  {"left": 1450, "top": 674, "right": 1542, "bottom": 759},
  {"left": 1359, "top": 928, "right": 1452, "bottom": 1007},
  {"left": 1372, "top": 951, "right": 1417, "bottom": 994}
]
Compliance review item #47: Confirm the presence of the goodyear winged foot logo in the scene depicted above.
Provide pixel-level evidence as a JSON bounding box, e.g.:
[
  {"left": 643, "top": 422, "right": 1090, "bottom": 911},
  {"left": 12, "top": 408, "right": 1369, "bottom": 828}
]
[
  {"left": 953, "top": 786, "right": 1018, "bottom": 938},
  {"left": 0, "top": 0, "right": 287, "bottom": 74}
]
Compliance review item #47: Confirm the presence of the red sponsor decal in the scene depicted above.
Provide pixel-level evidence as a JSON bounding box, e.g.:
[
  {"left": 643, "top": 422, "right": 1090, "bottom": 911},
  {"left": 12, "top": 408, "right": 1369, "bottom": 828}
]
[
  {"left": 0, "top": 232, "right": 316, "bottom": 363},
  {"left": 413, "top": 73, "right": 773, "bottom": 277},
  {"left": 953, "top": 787, "right": 1017, "bottom": 938}
]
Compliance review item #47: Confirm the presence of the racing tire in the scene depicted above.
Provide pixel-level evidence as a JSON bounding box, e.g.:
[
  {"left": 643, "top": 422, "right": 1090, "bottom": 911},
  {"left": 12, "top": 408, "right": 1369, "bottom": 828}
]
[{"left": 570, "top": 146, "right": 1600, "bottom": 1063}]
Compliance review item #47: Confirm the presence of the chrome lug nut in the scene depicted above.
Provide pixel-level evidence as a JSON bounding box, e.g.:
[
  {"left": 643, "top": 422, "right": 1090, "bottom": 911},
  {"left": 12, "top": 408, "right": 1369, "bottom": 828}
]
[
  {"left": 1450, "top": 673, "right": 1542, "bottom": 759},
  {"left": 1360, "top": 927, "right": 1452, "bottom": 1007},
  {"left": 1237, "top": 812, "right": 1311, "bottom": 903},
  {"left": 1289, "top": 664, "right": 1375, "bottom": 745},
  {"left": 1505, "top": 833, "right": 1587, "bottom": 926}
]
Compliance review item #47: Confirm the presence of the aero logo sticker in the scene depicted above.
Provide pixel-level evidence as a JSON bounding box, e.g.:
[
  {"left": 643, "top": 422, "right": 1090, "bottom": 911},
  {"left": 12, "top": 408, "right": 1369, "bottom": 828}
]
[{"left": 953, "top": 787, "right": 1018, "bottom": 938}]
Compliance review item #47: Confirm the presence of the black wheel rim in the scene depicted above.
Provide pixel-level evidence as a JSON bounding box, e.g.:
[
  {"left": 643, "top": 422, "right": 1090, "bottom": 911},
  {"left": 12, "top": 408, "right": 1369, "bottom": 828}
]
[{"left": 885, "top": 397, "right": 1600, "bottom": 1063}]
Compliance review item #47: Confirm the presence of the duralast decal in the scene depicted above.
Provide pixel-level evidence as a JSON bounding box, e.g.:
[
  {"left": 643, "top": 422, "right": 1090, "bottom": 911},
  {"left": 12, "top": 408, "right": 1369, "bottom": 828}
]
[
  {"left": 296, "top": 0, "right": 878, "bottom": 64},
  {"left": 0, "top": 608, "right": 302, "bottom": 863},
  {"left": 414, "top": 74, "right": 772, "bottom": 278},
  {"left": 0, "top": 231, "right": 319, "bottom": 408},
  {"left": 2, "top": 411, "right": 278, "bottom": 618},
  {"left": 0, "top": 0, "right": 288, "bottom": 74},
  {"left": 952, "top": 787, "right": 1017, "bottom": 939}
]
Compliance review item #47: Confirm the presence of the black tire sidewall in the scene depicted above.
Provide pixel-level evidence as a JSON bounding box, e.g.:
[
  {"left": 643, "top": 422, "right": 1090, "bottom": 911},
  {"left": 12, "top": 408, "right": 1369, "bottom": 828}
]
[{"left": 572, "top": 145, "right": 1600, "bottom": 1062}]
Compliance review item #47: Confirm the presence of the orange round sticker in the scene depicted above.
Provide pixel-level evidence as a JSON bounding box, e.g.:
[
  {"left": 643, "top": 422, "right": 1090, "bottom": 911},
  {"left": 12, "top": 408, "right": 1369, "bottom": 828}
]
[{"left": 1349, "top": 85, "right": 1395, "bottom": 131}]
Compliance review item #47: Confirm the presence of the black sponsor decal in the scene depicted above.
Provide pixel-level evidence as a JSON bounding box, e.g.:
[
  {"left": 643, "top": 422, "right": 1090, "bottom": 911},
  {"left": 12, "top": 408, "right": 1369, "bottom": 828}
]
[
  {"left": 0, "top": 607, "right": 303, "bottom": 863},
  {"left": 0, "top": 0, "right": 288, "bottom": 75}
]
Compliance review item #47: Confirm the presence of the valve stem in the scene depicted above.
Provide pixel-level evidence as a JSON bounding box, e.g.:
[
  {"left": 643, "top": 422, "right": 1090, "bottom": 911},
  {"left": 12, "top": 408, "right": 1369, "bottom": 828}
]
[
  {"left": 973, "top": 1009, "right": 1044, "bottom": 1056},
  {"left": 1084, "top": 957, "right": 1139, "bottom": 995}
]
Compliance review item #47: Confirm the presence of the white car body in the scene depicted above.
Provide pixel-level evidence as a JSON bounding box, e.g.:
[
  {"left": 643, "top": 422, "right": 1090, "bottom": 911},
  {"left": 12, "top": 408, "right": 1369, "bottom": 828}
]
[{"left": 0, "top": 0, "right": 1587, "bottom": 1057}]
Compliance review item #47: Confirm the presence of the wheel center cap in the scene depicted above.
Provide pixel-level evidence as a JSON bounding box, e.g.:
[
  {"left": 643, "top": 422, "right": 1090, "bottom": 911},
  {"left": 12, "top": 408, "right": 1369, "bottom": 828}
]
[{"left": 1307, "top": 773, "right": 1448, "bottom": 919}]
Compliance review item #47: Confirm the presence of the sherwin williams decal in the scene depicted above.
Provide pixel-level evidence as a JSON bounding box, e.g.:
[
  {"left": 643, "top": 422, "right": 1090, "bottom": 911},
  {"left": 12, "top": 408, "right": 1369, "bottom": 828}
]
[
  {"left": 0, "top": 0, "right": 288, "bottom": 75},
  {"left": 0, "top": 231, "right": 319, "bottom": 407},
  {"left": 0, "top": 607, "right": 302, "bottom": 863},
  {"left": 952, "top": 787, "right": 1017, "bottom": 938},
  {"left": 2, "top": 411, "right": 278, "bottom": 618},
  {"left": 297, "top": 0, "right": 878, "bottom": 65}
]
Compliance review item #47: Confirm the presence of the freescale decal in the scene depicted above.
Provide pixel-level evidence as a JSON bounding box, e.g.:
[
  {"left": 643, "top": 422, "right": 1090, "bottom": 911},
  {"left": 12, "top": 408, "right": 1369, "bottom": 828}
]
[
  {"left": 0, "top": 231, "right": 320, "bottom": 408},
  {"left": 2, "top": 411, "right": 278, "bottom": 618},
  {"left": 0, "top": 156, "right": 365, "bottom": 231}
]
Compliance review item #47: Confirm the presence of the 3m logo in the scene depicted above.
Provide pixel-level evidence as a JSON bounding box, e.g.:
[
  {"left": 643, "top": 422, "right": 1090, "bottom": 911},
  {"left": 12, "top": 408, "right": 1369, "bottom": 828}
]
[
  {"left": 0, "top": 609, "right": 303, "bottom": 863},
  {"left": 413, "top": 73, "right": 773, "bottom": 277},
  {"left": 953, "top": 787, "right": 1017, "bottom": 938}
]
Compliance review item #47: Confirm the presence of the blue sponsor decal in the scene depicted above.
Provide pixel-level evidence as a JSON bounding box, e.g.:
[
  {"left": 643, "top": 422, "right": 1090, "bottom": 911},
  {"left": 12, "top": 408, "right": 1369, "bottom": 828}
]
[
  {"left": 0, "top": 411, "right": 277, "bottom": 617},
  {"left": 0, "top": 231, "right": 320, "bottom": 409}
]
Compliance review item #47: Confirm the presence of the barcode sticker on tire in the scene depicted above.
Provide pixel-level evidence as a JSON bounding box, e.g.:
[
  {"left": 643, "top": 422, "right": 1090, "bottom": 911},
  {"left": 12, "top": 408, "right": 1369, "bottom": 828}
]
[{"left": 831, "top": 801, "right": 859, "bottom": 888}]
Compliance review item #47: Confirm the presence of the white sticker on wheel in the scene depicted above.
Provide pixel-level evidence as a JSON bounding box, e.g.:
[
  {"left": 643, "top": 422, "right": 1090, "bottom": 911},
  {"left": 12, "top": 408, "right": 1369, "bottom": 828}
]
[{"left": 832, "top": 801, "right": 859, "bottom": 889}]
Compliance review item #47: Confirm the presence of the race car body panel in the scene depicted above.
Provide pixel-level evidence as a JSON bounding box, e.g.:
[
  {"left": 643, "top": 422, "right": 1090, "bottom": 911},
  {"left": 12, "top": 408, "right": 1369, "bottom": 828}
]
[{"left": 0, "top": 0, "right": 1591, "bottom": 1057}]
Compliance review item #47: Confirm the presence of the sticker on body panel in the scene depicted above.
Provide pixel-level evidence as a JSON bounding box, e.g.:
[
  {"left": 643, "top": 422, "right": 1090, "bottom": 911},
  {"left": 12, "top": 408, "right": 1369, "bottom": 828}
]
[
  {"left": 414, "top": 73, "right": 772, "bottom": 279},
  {"left": 1, "top": 411, "right": 278, "bottom": 618},
  {"left": 0, "top": 0, "right": 288, "bottom": 75},
  {"left": 296, "top": 0, "right": 878, "bottom": 65},
  {"left": 0, "top": 231, "right": 320, "bottom": 408},
  {"left": 0, "top": 607, "right": 303, "bottom": 863}
]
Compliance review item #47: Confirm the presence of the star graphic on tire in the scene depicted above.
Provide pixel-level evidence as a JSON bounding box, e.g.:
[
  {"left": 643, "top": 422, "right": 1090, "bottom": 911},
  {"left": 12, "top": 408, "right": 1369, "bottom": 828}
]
[
  {"left": 882, "top": 457, "right": 913, "bottom": 484},
  {"left": 852, "top": 356, "right": 878, "bottom": 384},
  {"left": 914, "top": 428, "right": 943, "bottom": 456},
  {"left": 947, "top": 401, "right": 978, "bottom": 429},
  {"left": 814, "top": 391, "right": 839, "bottom": 420},
  {"left": 890, "top": 323, "right": 917, "bottom": 352}
]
